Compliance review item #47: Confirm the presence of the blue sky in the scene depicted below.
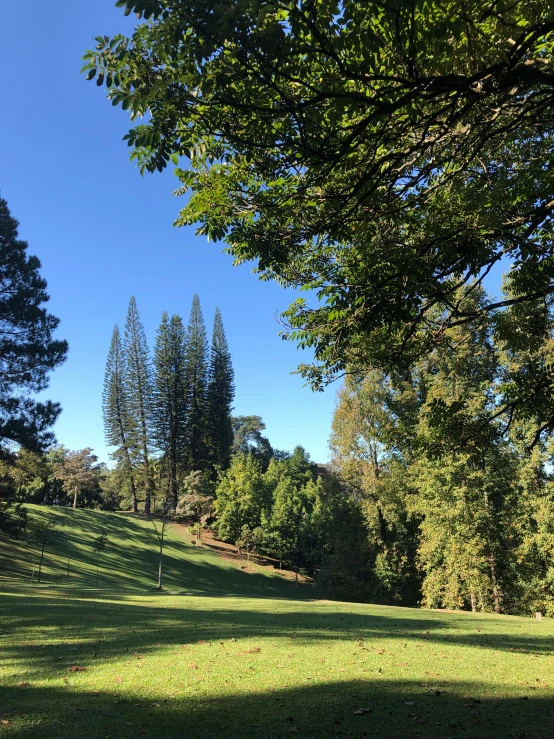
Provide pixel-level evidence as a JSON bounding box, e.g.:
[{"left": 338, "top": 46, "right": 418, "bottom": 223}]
[{"left": 1, "top": 1, "right": 337, "bottom": 465}]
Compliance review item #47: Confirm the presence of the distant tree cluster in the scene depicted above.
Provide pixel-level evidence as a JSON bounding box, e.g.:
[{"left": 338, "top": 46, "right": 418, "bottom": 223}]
[{"left": 103, "top": 295, "right": 234, "bottom": 513}]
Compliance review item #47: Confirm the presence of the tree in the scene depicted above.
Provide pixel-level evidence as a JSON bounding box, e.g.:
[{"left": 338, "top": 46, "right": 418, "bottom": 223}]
[
  {"left": 236, "top": 525, "right": 265, "bottom": 570},
  {"left": 0, "top": 197, "right": 67, "bottom": 533},
  {"left": 149, "top": 502, "right": 172, "bottom": 590},
  {"left": 213, "top": 454, "right": 268, "bottom": 543},
  {"left": 205, "top": 308, "right": 235, "bottom": 474},
  {"left": 176, "top": 470, "right": 213, "bottom": 522},
  {"left": 183, "top": 294, "right": 208, "bottom": 471},
  {"left": 28, "top": 515, "right": 59, "bottom": 584},
  {"left": 232, "top": 416, "right": 273, "bottom": 470},
  {"left": 85, "top": 2, "right": 554, "bottom": 427},
  {"left": 124, "top": 296, "right": 154, "bottom": 514},
  {"left": 53, "top": 447, "right": 102, "bottom": 509},
  {"left": 103, "top": 324, "right": 138, "bottom": 512},
  {"left": 152, "top": 312, "right": 187, "bottom": 508}
]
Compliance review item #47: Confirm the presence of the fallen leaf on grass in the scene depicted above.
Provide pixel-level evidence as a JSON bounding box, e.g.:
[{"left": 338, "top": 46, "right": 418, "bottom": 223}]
[
  {"left": 68, "top": 666, "right": 87, "bottom": 673},
  {"left": 1, "top": 720, "right": 10, "bottom": 726},
  {"left": 188, "top": 663, "right": 198, "bottom": 669},
  {"left": 404, "top": 701, "right": 415, "bottom": 706},
  {"left": 17, "top": 682, "right": 31, "bottom": 688},
  {"left": 114, "top": 677, "right": 122, "bottom": 683},
  {"left": 353, "top": 707, "right": 372, "bottom": 715},
  {"left": 242, "top": 647, "right": 261, "bottom": 654}
]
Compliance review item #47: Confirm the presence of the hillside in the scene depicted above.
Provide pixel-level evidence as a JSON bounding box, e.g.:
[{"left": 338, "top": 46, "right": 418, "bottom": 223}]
[
  {"left": 0, "top": 505, "right": 303, "bottom": 598},
  {"left": 0, "top": 507, "right": 553, "bottom": 739}
]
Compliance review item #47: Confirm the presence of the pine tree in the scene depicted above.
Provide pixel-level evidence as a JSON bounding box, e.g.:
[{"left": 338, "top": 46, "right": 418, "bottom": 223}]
[
  {"left": 102, "top": 325, "right": 138, "bottom": 512},
  {"left": 123, "top": 296, "right": 154, "bottom": 514},
  {"left": 0, "top": 197, "right": 67, "bottom": 535},
  {"left": 183, "top": 295, "right": 208, "bottom": 471},
  {"left": 152, "top": 312, "right": 187, "bottom": 509},
  {"left": 205, "top": 308, "right": 235, "bottom": 474}
]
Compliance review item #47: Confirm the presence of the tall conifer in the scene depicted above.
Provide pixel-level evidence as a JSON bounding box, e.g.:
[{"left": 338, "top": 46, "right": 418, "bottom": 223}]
[
  {"left": 102, "top": 325, "right": 138, "bottom": 512},
  {"left": 205, "top": 308, "right": 235, "bottom": 473},
  {"left": 152, "top": 312, "right": 187, "bottom": 508},
  {"left": 123, "top": 296, "right": 154, "bottom": 514},
  {"left": 183, "top": 294, "right": 208, "bottom": 471}
]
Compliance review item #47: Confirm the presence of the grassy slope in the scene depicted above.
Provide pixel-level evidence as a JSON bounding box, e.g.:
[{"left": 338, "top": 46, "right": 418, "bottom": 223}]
[
  {"left": 0, "top": 505, "right": 300, "bottom": 597},
  {"left": 0, "top": 507, "right": 553, "bottom": 739}
]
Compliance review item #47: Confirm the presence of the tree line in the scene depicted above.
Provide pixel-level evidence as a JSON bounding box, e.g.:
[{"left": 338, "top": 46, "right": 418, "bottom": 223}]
[{"left": 103, "top": 294, "right": 234, "bottom": 513}]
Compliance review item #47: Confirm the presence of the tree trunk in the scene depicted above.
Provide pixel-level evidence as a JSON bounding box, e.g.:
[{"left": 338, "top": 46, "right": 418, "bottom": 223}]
[
  {"left": 470, "top": 592, "right": 477, "bottom": 612},
  {"left": 489, "top": 553, "right": 501, "bottom": 614},
  {"left": 157, "top": 529, "right": 164, "bottom": 590},
  {"left": 171, "top": 454, "right": 178, "bottom": 511},
  {"left": 73, "top": 489, "right": 78, "bottom": 509},
  {"left": 38, "top": 540, "right": 46, "bottom": 584},
  {"left": 130, "top": 473, "right": 138, "bottom": 513}
]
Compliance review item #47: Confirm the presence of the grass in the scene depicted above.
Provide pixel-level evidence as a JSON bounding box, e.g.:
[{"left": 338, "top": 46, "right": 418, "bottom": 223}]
[{"left": 0, "top": 507, "right": 553, "bottom": 738}]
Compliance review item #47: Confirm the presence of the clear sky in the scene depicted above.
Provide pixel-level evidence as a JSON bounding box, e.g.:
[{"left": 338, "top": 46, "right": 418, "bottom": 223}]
[{"left": 0, "top": 1, "right": 338, "bottom": 465}]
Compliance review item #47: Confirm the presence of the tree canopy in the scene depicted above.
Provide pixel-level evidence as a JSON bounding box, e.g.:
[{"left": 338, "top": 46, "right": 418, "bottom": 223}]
[
  {"left": 0, "top": 197, "right": 67, "bottom": 453},
  {"left": 85, "top": 2, "right": 554, "bottom": 431}
]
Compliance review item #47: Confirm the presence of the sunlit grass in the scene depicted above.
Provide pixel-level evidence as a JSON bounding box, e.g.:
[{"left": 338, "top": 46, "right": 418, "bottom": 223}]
[{"left": 1, "top": 508, "right": 553, "bottom": 738}]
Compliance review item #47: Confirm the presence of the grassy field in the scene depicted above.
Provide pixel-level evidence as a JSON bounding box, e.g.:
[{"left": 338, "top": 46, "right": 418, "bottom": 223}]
[{"left": 1, "top": 507, "right": 553, "bottom": 738}]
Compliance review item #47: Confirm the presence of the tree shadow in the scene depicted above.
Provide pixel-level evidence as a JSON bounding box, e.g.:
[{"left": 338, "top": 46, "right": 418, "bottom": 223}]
[
  {"left": 0, "top": 677, "right": 552, "bottom": 738},
  {"left": 0, "top": 507, "right": 304, "bottom": 598},
  {"left": 0, "top": 590, "right": 552, "bottom": 680}
]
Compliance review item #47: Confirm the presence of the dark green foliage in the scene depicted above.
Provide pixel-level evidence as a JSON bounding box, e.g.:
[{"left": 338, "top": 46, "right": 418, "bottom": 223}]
[
  {"left": 183, "top": 295, "right": 208, "bottom": 471},
  {"left": 213, "top": 454, "right": 267, "bottom": 542},
  {"left": 103, "top": 325, "right": 138, "bottom": 512},
  {"left": 232, "top": 415, "right": 273, "bottom": 470},
  {"left": 0, "top": 198, "right": 67, "bottom": 453},
  {"left": 205, "top": 308, "right": 235, "bottom": 473},
  {"left": 152, "top": 313, "right": 187, "bottom": 508},
  {"left": 0, "top": 197, "right": 67, "bottom": 535},
  {"left": 123, "top": 297, "right": 154, "bottom": 514}
]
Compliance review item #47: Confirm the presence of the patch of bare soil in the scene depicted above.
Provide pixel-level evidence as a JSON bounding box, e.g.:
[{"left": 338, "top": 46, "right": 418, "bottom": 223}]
[{"left": 175, "top": 523, "right": 311, "bottom": 584}]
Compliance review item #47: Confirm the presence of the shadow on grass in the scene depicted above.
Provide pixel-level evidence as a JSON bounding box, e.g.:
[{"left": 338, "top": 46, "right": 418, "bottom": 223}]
[
  {"left": 0, "top": 677, "right": 552, "bottom": 739},
  {"left": 0, "top": 507, "right": 303, "bottom": 598},
  {"left": 0, "top": 590, "right": 552, "bottom": 681}
]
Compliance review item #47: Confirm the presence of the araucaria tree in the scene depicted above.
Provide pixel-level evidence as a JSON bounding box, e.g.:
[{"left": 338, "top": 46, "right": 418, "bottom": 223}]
[
  {"left": 152, "top": 312, "right": 187, "bottom": 509},
  {"left": 205, "top": 308, "right": 235, "bottom": 473},
  {"left": 183, "top": 294, "right": 208, "bottom": 471},
  {"left": 123, "top": 296, "right": 154, "bottom": 514},
  {"left": 102, "top": 324, "right": 138, "bottom": 512},
  {"left": 0, "top": 197, "right": 67, "bottom": 534}
]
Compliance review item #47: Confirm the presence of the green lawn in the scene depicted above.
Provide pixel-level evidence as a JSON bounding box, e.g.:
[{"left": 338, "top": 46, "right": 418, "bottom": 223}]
[{"left": 1, "top": 507, "right": 553, "bottom": 738}]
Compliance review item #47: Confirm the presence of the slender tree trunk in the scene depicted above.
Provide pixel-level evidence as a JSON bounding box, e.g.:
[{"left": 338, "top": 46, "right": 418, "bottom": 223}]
[
  {"left": 143, "top": 454, "right": 152, "bottom": 516},
  {"left": 73, "top": 489, "right": 78, "bottom": 509},
  {"left": 38, "top": 540, "right": 46, "bottom": 584},
  {"left": 470, "top": 592, "right": 477, "bottom": 612},
  {"left": 157, "top": 528, "right": 164, "bottom": 590},
  {"left": 129, "top": 469, "right": 138, "bottom": 513},
  {"left": 171, "top": 453, "right": 178, "bottom": 510},
  {"left": 489, "top": 553, "right": 501, "bottom": 614}
]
